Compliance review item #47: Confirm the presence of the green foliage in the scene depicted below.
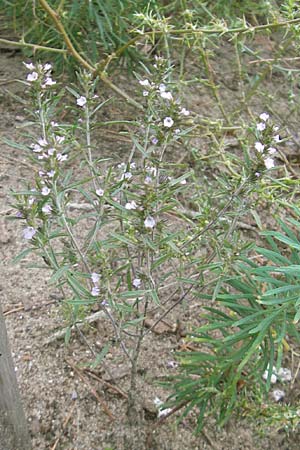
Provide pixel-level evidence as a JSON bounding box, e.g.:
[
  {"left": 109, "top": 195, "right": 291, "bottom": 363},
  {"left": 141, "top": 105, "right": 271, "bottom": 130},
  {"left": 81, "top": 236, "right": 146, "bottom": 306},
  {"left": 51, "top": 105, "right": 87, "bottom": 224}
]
[{"left": 167, "top": 207, "right": 300, "bottom": 431}]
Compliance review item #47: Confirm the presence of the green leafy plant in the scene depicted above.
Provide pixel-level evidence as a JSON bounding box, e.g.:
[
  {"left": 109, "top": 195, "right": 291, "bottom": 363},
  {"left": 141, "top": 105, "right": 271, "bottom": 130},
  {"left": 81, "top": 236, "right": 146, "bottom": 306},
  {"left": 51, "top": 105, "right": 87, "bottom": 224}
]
[{"left": 167, "top": 206, "right": 300, "bottom": 431}]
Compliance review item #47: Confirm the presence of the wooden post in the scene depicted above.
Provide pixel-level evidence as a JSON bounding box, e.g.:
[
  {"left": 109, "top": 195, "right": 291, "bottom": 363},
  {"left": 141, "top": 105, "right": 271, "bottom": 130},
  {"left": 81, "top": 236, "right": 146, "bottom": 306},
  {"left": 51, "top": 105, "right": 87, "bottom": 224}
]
[{"left": 0, "top": 303, "right": 31, "bottom": 450}]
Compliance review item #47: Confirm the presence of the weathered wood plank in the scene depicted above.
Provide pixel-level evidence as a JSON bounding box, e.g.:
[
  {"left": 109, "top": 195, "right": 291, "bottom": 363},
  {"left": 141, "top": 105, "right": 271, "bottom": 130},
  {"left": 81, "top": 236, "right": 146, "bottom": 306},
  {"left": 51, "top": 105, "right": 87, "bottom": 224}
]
[{"left": 0, "top": 303, "right": 31, "bottom": 450}]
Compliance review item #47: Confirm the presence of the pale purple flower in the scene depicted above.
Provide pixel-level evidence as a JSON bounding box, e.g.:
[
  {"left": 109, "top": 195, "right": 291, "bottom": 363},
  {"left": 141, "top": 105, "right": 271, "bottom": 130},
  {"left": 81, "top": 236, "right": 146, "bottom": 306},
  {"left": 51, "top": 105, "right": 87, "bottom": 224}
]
[
  {"left": 42, "top": 204, "right": 52, "bottom": 214},
  {"left": 91, "top": 286, "right": 100, "bottom": 297},
  {"left": 77, "top": 96, "right": 87, "bottom": 107},
  {"left": 132, "top": 278, "right": 141, "bottom": 288},
  {"left": 257, "top": 122, "right": 266, "bottom": 131},
  {"left": 151, "top": 136, "right": 158, "bottom": 145},
  {"left": 268, "top": 147, "right": 277, "bottom": 155},
  {"left": 55, "top": 135, "right": 65, "bottom": 144},
  {"left": 274, "top": 134, "right": 281, "bottom": 143},
  {"left": 144, "top": 176, "right": 152, "bottom": 184},
  {"left": 48, "top": 148, "right": 55, "bottom": 156},
  {"left": 23, "top": 227, "right": 37, "bottom": 240},
  {"left": 272, "top": 389, "right": 285, "bottom": 402},
  {"left": 277, "top": 367, "right": 292, "bottom": 382},
  {"left": 16, "top": 211, "right": 23, "bottom": 218},
  {"left": 125, "top": 200, "right": 138, "bottom": 210},
  {"left": 96, "top": 188, "right": 104, "bottom": 197},
  {"left": 38, "top": 138, "right": 48, "bottom": 147},
  {"left": 42, "top": 77, "right": 56, "bottom": 88},
  {"left": 255, "top": 142, "right": 264, "bottom": 153},
  {"left": 160, "top": 91, "right": 173, "bottom": 100},
  {"left": 255, "top": 172, "right": 261, "bottom": 177},
  {"left": 57, "top": 153, "right": 68, "bottom": 162},
  {"left": 47, "top": 170, "right": 55, "bottom": 178},
  {"left": 144, "top": 216, "right": 156, "bottom": 229},
  {"left": 159, "top": 84, "right": 166, "bottom": 92},
  {"left": 24, "top": 62, "right": 35, "bottom": 70},
  {"left": 259, "top": 112, "right": 269, "bottom": 122},
  {"left": 262, "top": 365, "right": 277, "bottom": 384},
  {"left": 163, "top": 117, "right": 174, "bottom": 128},
  {"left": 43, "top": 63, "right": 52, "bottom": 72},
  {"left": 121, "top": 172, "right": 132, "bottom": 181},
  {"left": 51, "top": 121, "right": 58, "bottom": 127},
  {"left": 143, "top": 91, "right": 149, "bottom": 97},
  {"left": 174, "top": 128, "right": 181, "bottom": 134},
  {"left": 91, "top": 272, "right": 100, "bottom": 284},
  {"left": 32, "top": 144, "right": 42, "bottom": 153},
  {"left": 41, "top": 186, "right": 50, "bottom": 196},
  {"left": 139, "top": 79, "right": 150, "bottom": 86},
  {"left": 27, "top": 72, "right": 38, "bottom": 82},
  {"left": 264, "top": 157, "right": 275, "bottom": 169},
  {"left": 130, "top": 162, "right": 136, "bottom": 169},
  {"left": 180, "top": 107, "right": 190, "bottom": 116}
]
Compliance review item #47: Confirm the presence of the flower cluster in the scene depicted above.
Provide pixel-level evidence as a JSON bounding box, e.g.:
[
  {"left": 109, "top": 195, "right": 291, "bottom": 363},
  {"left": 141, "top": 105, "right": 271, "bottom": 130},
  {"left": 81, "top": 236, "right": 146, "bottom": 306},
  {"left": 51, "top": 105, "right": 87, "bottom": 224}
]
[
  {"left": 138, "top": 59, "right": 191, "bottom": 143},
  {"left": 24, "top": 62, "right": 56, "bottom": 89},
  {"left": 254, "top": 113, "right": 282, "bottom": 171}
]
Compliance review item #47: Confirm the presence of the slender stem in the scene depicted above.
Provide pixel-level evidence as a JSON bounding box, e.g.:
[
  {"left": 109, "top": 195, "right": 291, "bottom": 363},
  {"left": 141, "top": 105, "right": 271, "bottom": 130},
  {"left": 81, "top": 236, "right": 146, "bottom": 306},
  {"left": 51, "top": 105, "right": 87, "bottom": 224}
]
[{"left": 0, "top": 38, "right": 66, "bottom": 53}]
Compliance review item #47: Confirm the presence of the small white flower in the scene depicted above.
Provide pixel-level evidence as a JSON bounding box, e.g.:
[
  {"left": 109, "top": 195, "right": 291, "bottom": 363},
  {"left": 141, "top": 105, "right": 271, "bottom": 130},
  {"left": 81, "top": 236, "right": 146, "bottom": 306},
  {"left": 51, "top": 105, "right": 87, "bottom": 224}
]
[
  {"left": 96, "top": 188, "right": 104, "bottom": 197},
  {"left": 47, "top": 170, "right": 55, "bottom": 178},
  {"left": 38, "top": 138, "right": 48, "bottom": 147},
  {"left": 268, "top": 147, "right": 277, "bottom": 155},
  {"left": 163, "top": 117, "right": 174, "bottom": 128},
  {"left": 273, "top": 126, "right": 279, "bottom": 132},
  {"left": 274, "top": 134, "right": 281, "bottom": 143},
  {"left": 160, "top": 91, "right": 173, "bottom": 100},
  {"left": 121, "top": 172, "right": 132, "bottom": 181},
  {"left": 27, "top": 72, "right": 38, "bottom": 82},
  {"left": 42, "top": 77, "right": 56, "bottom": 88},
  {"left": 24, "top": 62, "right": 35, "bottom": 70},
  {"left": 180, "top": 107, "right": 190, "bottom": 116},
  {"left": 117, "top": 162, "right": 126, "bottom": 170},
  {"left": 43, "top": 63, "right": 52, "bottom": 72},
  {"left": 255, "top": 142, "right": 265, "bottom": 153},
  {"left": 143, "top": 91, "right": 149, "bottom": 97},
  {"left": 277, "top": 367, "right": 292, "bottom": 382},
  {"left": 159, "top": 84, "right": 166, "bottom": 92},
  {"left": 132, "top": 278, "right": 141, "bottom": 288},
  {"left": 125, "top": 200, "right": 138, "bottom": 210},
  {"left": 32, "top": 144, "right": 42, "bottom": 153},
  {"left": 144, "top": 216, "right": 156, "bottom": 229},
  {"left": 180, "top": 179, "right": 187, "bottom": 185},
  {"left": 41, "top": 187, "right": 51, "bottom": 196},
  {"left": 139, "top": 79, "right": 150, "bottom": 86},
  {"left": 262, "top": 365, "right": 277, "bottom": 384},
  {"left": 174, "top": 128, "right": 181, "bottom": 134},
  {"left": 77, "top": 96, "right": 87, "bottom": 107},
  {"left": 23, "top": 227, "right": 37, "bottom": 240},
  {"left": 57, "top": 153, "right": 68, "bottom": 162},
  {"left": 272, "top": 389, "right": 285, "bottom": 402},
  {"left": 48, "top": 148, "right": 55, "bottom": 156},
  {"left": 264, "top": 157, "right": 275, "bottom": 169},
  {"left": 91, "top": 286, "right": 100, "bottom": 297},
  {"left": 51, "top": 121, "right": 58, "bottom": 127},
  {"left": 42, "top": 204, "right": 52, "bottom": 214},
  {"left": 55, "top": 135, "right": 65, "bottom": 144},
  {"left": 91, "top": 272, "right": 100, "bottom": 284},
  {"left": 257, "top": 122, "right": 266, "bottom": 131},
  {"left": 259, "top": 112, "right": 269, "bottom": 122},
  {"left": 144, "top": 176, "right": 152, "bottom": 184}
]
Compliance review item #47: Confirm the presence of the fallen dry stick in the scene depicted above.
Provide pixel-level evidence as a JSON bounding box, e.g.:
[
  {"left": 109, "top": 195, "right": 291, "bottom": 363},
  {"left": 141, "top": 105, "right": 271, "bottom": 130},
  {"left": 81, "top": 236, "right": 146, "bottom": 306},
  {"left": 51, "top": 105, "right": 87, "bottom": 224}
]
[
  {"left": 84, "top": 368, "right": 128, "bottom": 399},
  {"left": 66, "top": 358, "right": 114, "bottom": 420}
]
